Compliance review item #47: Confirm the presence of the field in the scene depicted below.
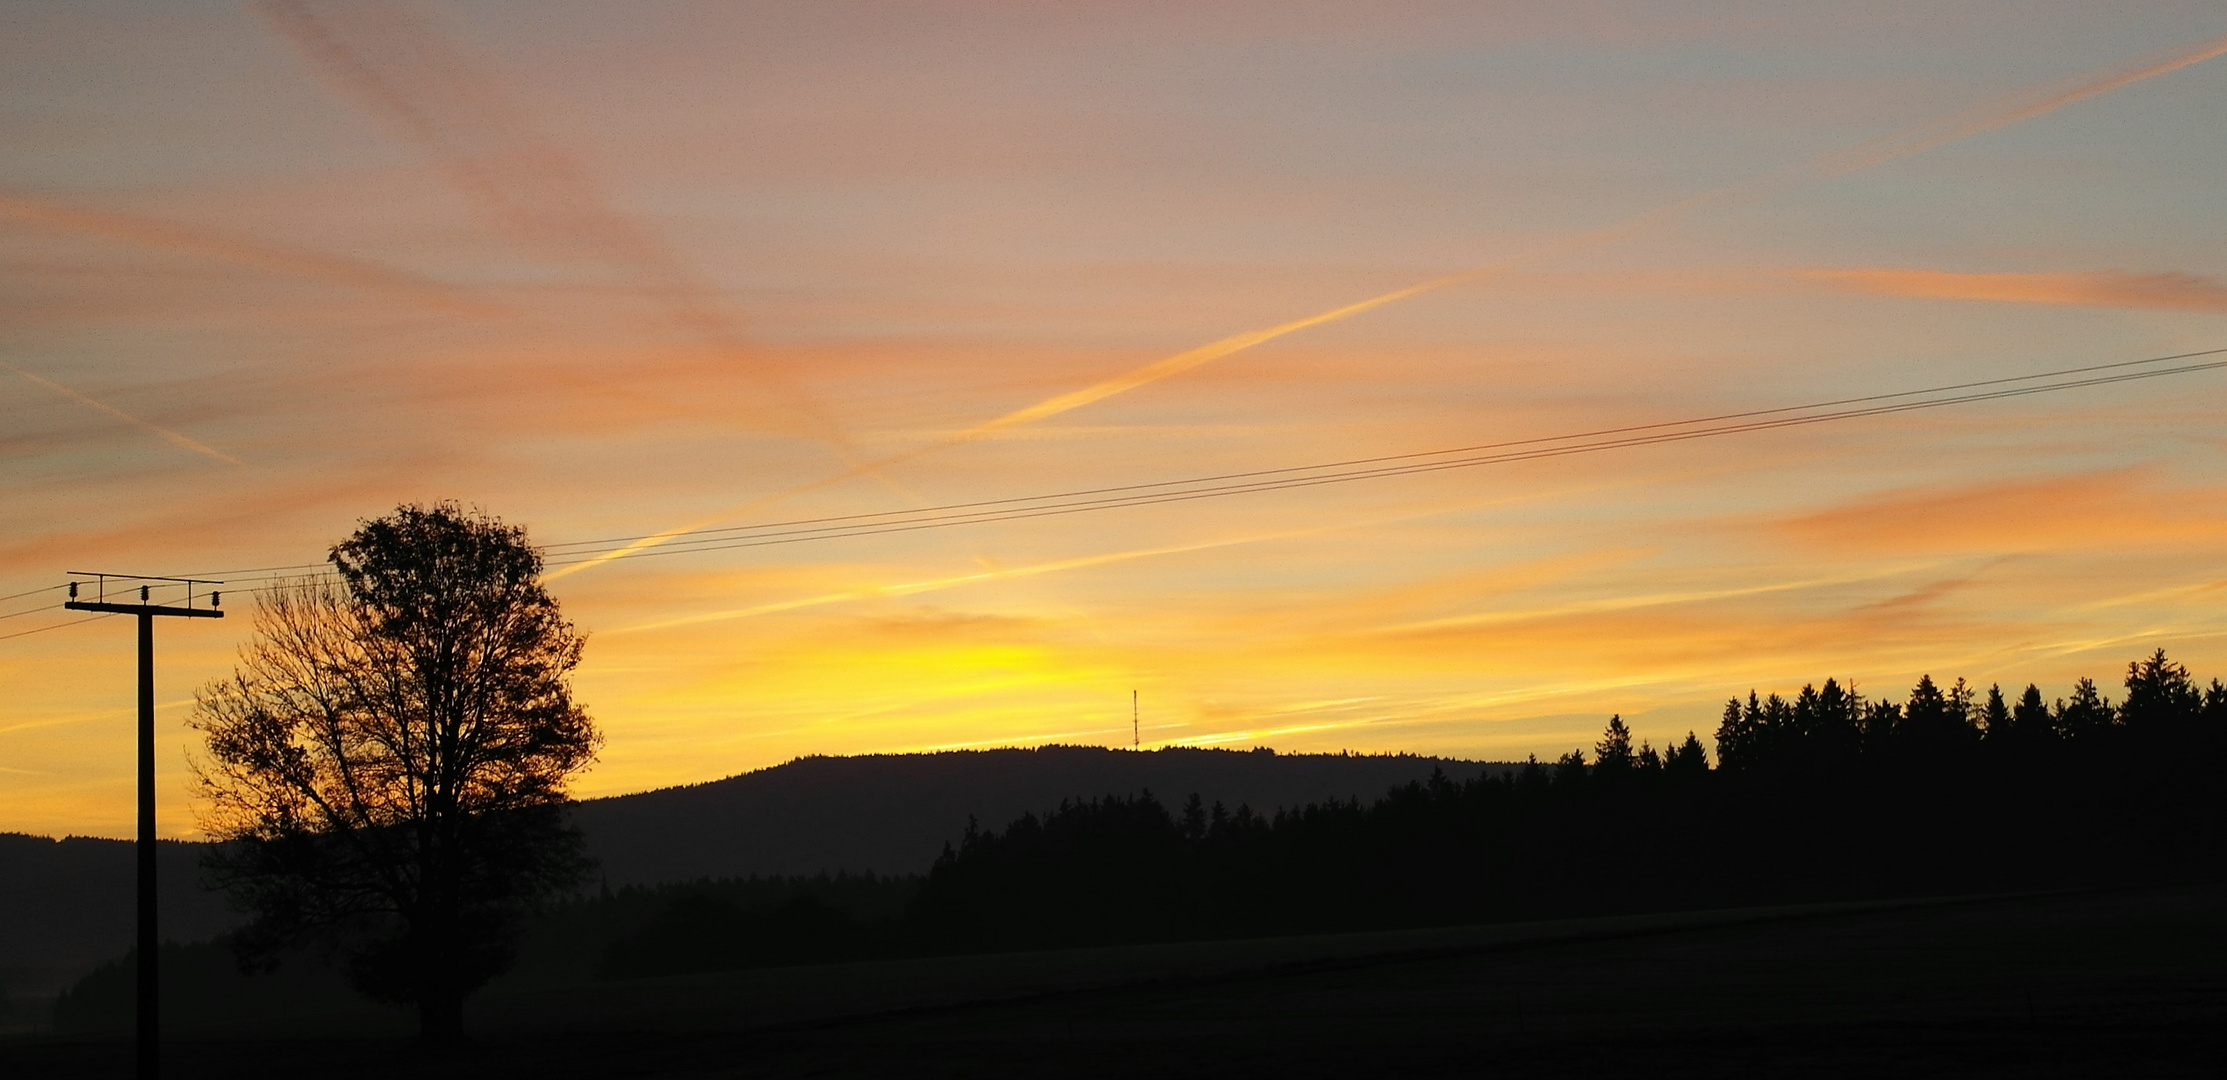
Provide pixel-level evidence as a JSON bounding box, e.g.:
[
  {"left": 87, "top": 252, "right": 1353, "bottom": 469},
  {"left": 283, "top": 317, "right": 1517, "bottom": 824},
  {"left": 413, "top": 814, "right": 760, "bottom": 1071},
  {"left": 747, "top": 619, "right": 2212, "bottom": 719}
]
[{"left": 4, "top": 884, "right": 2220, "bottom": 1078}]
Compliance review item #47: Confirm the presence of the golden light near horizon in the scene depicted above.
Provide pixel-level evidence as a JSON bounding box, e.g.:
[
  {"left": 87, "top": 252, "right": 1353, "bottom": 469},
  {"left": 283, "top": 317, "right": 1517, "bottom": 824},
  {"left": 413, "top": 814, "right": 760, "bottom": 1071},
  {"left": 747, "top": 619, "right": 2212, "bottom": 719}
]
[{"left": 4, "top": 2, "right": 2227, "bottom": 839}]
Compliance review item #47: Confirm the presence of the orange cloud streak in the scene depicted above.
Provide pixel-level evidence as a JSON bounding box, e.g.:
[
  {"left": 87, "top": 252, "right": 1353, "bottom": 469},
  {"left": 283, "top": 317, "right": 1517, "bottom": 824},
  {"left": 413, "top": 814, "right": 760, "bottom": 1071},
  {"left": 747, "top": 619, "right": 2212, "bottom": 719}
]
[
  {"left": 0, "top": 191, "right": 495, "bottom": 316},
  {"left": 1001, "top": 24, "right": 2227, "bottom": 415},
  {"left": 1801, "top": 30, "right": 2227, "bottom": 180},
  {"left": 1, "top": 360, "right": 246, "bottom": 467},
  {"left": 552, "top": 28, "right": 2227, "bottom": 577},
  {"left": 1778, "top": 469, "right": 2227, "bottom": 556},
  {"left": 259, "top": 0, "right": 862, "bottom": 457},
  {"left": 608, "top": 526, "right": 1340, "bottom": 635},
  {"left": 1797, "top": 267, "right": 2227, "bottom": 312}
]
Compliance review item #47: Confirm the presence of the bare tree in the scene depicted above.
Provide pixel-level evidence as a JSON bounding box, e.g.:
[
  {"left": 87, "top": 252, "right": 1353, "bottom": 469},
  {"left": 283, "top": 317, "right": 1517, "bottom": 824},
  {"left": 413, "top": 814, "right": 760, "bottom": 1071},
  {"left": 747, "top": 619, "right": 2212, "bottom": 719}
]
[{"left": 193, "top": 503, "right": 600, "bottom": 1039}]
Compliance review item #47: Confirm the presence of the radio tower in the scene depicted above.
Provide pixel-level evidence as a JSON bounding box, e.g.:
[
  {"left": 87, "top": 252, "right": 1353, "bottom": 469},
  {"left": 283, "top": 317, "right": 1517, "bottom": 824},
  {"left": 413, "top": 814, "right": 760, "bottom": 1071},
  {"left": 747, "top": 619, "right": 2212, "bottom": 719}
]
[{"left": 1132, "top": 690, "right": 1139, "bottom": 750}]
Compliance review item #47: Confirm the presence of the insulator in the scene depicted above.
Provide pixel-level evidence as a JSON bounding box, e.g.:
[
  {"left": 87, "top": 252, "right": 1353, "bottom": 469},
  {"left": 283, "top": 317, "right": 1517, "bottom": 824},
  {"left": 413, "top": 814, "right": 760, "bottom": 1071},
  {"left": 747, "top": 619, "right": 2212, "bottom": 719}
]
[
  {"left": 68, "top": 582, "right": 78, "bottom": 599},
  {"left": 140, "top": 585, "right": 149, "bottom": 602},
  {"left": 211, "top": 592, "right": 221, "bottom": 609}
]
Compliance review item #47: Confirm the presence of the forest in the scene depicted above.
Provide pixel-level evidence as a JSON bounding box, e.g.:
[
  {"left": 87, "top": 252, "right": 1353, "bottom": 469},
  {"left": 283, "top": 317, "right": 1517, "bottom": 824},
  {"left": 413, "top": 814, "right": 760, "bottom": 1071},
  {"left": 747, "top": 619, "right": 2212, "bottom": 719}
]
[{"left": 49, "top": 648, "right": 2227, "bottom": 1029}]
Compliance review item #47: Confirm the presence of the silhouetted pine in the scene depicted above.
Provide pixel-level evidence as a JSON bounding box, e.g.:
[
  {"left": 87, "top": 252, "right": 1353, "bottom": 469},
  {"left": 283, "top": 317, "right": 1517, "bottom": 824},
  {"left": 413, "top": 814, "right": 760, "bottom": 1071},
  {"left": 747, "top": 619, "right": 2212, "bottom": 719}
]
[
  {"left": 1980, "top": 684, "right": 2011, "bottom": 740},
  {"left": 2009, "top": 684, "right": 2052, "bottom": 746},
  {"left": 1595, "top": 715, "right": 1635, "bottom": 775},
  {"left": 2055, "top": 678, "right": 2116, "bottom": 742}
]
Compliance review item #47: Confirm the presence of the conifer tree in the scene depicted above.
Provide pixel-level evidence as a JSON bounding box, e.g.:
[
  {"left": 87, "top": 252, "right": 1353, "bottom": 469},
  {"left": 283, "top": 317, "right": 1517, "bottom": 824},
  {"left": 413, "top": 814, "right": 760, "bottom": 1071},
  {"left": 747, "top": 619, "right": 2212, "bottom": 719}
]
[
  {"left": 2011, "top": 684, "right": 2051, "bottom": 743},
  {"left": 2121, "top": 649, "right": 2199, "bottom": 735},
  {"left": 1980, "top": 684, "right": 2011, "bottom": 740},
  {"left": 1861, "top": 699, "right": 1901, "bottom": 752},
  {"left": 1181, "top": 793, "right": 1207, "bottom": 842},
  {"left": 1595, "top": 715, "right": 1635, "bottom": 774},
  {"left": 2054, "top": 678, "right": 2115, "bottom": 741},
  {"left": 1713, "top": 698, "right": 1749, "bottom": 771},
  {"left": 1668, "top": 732, "right": 1710, "bottom": 775},
  {"left": 1900, "top": 675, "right": 1977, "bottom": 751}
]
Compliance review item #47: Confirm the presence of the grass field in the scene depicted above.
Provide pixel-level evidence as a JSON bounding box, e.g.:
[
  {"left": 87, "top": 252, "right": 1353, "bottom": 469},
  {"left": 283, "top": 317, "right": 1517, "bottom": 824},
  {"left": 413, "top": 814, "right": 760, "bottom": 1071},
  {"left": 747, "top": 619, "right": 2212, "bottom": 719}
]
[{"left": 5, "top": 884, "right": 2220, "bottom": 1078}]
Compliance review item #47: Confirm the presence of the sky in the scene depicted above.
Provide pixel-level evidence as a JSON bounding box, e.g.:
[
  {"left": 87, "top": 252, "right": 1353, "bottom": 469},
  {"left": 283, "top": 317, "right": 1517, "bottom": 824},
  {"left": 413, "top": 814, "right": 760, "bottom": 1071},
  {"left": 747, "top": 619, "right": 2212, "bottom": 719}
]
[{"left": 4, "top": 1, "right": 2226, "bottom": 839}]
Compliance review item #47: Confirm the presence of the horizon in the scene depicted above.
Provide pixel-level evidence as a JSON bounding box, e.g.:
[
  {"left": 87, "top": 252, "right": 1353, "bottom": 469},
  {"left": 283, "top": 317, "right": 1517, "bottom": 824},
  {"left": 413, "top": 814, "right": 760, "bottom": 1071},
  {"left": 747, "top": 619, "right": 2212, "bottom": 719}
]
[{"left": 6, "top": 2, "right": 2227, "bottom": 840}]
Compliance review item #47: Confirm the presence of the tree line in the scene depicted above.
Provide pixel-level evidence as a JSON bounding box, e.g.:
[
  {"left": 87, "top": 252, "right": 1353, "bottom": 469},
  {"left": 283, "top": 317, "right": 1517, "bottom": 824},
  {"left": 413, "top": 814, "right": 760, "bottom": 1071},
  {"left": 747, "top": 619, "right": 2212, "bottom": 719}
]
[
  {"left": 53, "top": 648, "right": 2226, "bottom": 1028},
  {"left": 588, "top": 649, "right": 2227, "bottom": 974}
]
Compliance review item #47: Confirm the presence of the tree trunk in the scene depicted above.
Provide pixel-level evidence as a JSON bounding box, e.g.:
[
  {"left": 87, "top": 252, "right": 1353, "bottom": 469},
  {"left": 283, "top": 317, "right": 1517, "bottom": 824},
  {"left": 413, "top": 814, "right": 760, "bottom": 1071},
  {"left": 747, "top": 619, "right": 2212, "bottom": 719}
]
[{"left": 418, "top": 992, "right": 465, "bottom": 1043}]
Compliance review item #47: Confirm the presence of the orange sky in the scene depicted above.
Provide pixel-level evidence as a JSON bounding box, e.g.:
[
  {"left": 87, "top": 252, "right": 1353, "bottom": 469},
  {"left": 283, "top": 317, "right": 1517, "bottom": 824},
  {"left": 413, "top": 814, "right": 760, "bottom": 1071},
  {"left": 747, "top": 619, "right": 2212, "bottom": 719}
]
[{"left": 5, "top": 2, "right": 2227, "bottom": 839}]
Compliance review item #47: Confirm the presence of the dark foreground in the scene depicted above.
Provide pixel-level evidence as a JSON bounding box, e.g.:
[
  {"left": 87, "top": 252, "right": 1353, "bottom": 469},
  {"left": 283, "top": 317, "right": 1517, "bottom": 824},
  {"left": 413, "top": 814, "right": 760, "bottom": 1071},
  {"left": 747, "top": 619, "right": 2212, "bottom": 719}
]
[{"left": 7, "top": 884, "right": 2221, "bottom": 1079}]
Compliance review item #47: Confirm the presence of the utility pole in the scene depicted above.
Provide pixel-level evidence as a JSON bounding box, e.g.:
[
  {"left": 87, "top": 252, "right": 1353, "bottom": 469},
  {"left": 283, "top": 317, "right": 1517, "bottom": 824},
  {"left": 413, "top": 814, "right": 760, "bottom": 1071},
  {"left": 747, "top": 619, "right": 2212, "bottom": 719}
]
[{"left": 64, "top": 573, "right": 223, "bottom": 1080}]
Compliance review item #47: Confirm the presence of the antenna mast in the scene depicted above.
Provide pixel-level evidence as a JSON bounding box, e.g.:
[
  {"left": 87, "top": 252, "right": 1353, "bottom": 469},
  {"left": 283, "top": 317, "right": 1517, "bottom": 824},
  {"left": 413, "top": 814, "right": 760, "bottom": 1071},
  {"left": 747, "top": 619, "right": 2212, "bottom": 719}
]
[{"left": 1132, "top": 689, "right": 1139, "bottom": 750}]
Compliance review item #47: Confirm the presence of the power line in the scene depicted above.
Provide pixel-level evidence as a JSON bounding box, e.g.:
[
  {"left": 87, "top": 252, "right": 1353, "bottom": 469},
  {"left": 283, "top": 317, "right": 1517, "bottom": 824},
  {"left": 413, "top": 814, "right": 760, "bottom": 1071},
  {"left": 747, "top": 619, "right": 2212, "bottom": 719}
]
[
  {"left": 0, "top": 612, "right": 115, "bottom": 642},
  {"left": 534, "top": 345, "right": 2227, "bottom": 553},
  {"left": 507, "top": 352, "right": 2227, "bottom": 564},
  {"left": 6, "top": 345, "right": 2222, "bottom": 614},
  {"left": 0, "top": 583, "right": 69, "bottom": 604},
  {"left": 185, "top": 348, "right": 2223, "bottom": 582}
]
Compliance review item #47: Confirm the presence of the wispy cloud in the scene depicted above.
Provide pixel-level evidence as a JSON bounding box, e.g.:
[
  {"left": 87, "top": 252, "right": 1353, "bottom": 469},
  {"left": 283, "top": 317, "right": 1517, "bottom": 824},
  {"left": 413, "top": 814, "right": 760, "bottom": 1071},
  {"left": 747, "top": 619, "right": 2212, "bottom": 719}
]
[
  {"left": 2, "top": 360, "right": 247, "bottom": 467},
  {"left": 1795, "top": 267, "right": 2227, "bottom": 312},
  {"left": 0, "top": 190, "right": 495, "bottom": 316},
  {"left": 551, "top": 27, "right": 2227, "bottom": 575},
  {"left": 259, "top": 0, "right": 861, "bottom": 457},
  {"left": 982, "top": 25, "right": 2227, "bottom": 418},
  {"left": 1799, "top": 30, "right": 2227, "bottom": 179},
  {"left": 608, "top": 526, "right": 1337, "bottom": 635},
  {"left": 1776, "top": 469, "right": 2227, "bottom": 556}
]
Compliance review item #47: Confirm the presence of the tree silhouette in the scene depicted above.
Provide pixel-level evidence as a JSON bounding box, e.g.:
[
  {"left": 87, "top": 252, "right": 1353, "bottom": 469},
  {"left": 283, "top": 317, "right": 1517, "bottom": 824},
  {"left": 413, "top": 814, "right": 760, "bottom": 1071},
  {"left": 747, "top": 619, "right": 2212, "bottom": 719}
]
[
  {"left": 2054, "top": 678, "right": 2115, "bottom": 742},
  {"left": 192, "top": 503, "right": 601, "bottom": 1040},
  {"left": 1980, "top": 684, "right": 2011, "bottom": 740},
  {"left": 2010, "top": 684, "right": 2051, "bottom": 745},
  {"left": 1181, "top": 793, "right": 1208, "bottom": 841},
  {"left": 1595, "top": 715, "right": 1635, "bottom": 775},
  {"left": 1898, "top": 675, "right": 1976, "bottom": 754},
  {"left": 1635, "top": 741, "right": 1663, "bottom": 773},
  {"left": 2121, "top": 649, "right": 2200, "bottom": 740}
]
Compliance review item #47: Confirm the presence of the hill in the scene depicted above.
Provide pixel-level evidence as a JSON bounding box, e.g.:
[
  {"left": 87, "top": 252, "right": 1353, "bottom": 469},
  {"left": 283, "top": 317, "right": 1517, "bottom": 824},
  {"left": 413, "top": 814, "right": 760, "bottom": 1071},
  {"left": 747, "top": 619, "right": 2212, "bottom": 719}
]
[
  {"left": 568, "top": 746, "right": 1506, "bottom": 886},
  {"left": 0, "top": 836, "right": 236, "bottom": 1001},
  {"left": 1, "top": 745, "right": 1502, "bottom": 995}
]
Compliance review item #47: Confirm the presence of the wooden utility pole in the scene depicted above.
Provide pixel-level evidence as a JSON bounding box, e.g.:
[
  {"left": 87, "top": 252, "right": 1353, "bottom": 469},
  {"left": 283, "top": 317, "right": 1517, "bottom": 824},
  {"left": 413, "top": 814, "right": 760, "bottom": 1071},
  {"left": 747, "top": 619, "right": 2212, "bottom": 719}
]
[{"left": 65, "top": 573, "right": 223, "bottom": 1080}]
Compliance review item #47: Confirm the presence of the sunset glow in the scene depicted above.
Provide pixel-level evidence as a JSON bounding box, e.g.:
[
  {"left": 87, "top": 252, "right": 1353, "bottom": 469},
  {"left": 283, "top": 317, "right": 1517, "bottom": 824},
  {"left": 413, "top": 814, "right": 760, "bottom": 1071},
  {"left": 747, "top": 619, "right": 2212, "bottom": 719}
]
[{"left": 5, "top": 2, "right": 2226, "bottom": 839}]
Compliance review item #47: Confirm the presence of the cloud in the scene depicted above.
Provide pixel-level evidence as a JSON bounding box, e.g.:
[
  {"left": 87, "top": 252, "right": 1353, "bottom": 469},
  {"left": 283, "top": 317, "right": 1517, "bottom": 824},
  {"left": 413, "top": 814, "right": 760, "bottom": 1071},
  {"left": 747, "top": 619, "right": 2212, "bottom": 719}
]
[
  {"left": 258, "top": 0, "right": 858, "bottom": 457},
  {"left": 1, "top": 360, "right": 247, "bottom": 467},
  {"left": 0, "top": 191, "right": 497, "bottom": 316},
  {"left": 604, "top": 525, "right": 1343, "bottom": 635},
  {"left": 1800, "top": 29, "right": 2227, "bottom": 180},
  {"left": 1776, "top": 469, "right": 2227, "bottom": 556},
  {"left": 548, "top": 26, "right": 2227, "bottom": 574},
  {"left": 1797, "top": 267, "right": 2227, "bottom": 312}
]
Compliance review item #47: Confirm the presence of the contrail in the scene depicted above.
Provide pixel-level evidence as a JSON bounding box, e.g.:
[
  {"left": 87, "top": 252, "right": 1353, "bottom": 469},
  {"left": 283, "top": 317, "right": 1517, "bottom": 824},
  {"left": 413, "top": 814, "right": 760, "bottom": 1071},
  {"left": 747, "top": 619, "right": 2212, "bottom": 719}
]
[
  {"left": 607, "top": 525, "right": 1341, "bottom": 635},
  {"left": 2, "top": 360, "right": 247, "bottom": 467},
  {"left": 541, "top": 278, "right": 1467, "bottom": 580},
  {"left": 1797, "top": 268, "right": 2227, "bottom": 312},
  {"left": 0, "top": 191, "right": 497, "bottom": 316},
  {"left": 553, "top": 28, "right": 2227, "bottom": 579},
  {"left": 259, "top": 0, "right": 865, "bottom": 458},
  {"left": 1800, "top": 31, "right": 2227, "bottom": 180},
  {"left": 940, "top": 29, "right": 2227, "bottom": 440}
]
